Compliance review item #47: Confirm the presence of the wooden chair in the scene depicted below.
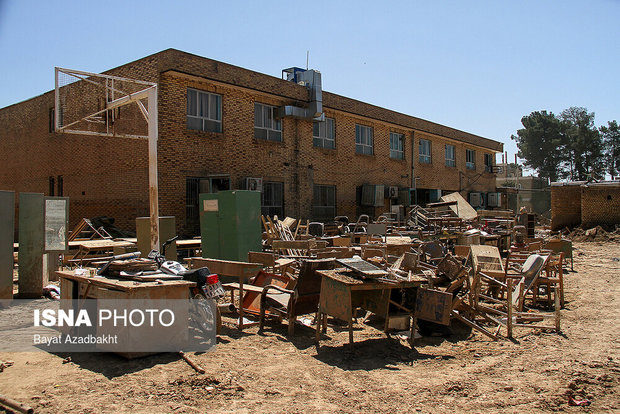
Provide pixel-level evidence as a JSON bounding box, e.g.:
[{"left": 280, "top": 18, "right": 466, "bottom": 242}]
[
  {"left": 258, "top": 258, "right": 335, "bottom": 336},
  {"left": 533, "top": 252, "right": 565, "bottom": 308},
  {"left": 543, "top": 239, "right": 573, "bottom": 271},
  {"left": 505, "top": 253, "right": 550, "bottom": 311},
  {"left": 361, "top": 246, "right": 387, "bottom": 261}
]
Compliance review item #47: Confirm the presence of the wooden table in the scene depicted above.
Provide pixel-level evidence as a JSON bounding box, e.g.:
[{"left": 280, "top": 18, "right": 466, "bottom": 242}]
[
  {"left": 56, "top": 270, "right": 195, "bottom": 356},
  {"left": 315, "top": 269, "right": 426, "bottom": 347},
  {"left": 66, "top": 240, "right": 137, "bottom": 265},
  {"left": 176, "top": 239, "right": 202, "bottom": 257},
  {"left": 57, "top": 270, "right": 194, "bottom": 301}
]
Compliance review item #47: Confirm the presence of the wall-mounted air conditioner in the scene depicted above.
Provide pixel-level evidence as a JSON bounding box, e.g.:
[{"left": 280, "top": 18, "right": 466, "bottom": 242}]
[
  {"left": 487, "top": 192, "right": 501, "bottom": 208},
  {"left": 242, "top": 177, "right": 263, "bottom": 192},
  {"left": 469, "top": 192, "right": 485, "bottom": 209}
]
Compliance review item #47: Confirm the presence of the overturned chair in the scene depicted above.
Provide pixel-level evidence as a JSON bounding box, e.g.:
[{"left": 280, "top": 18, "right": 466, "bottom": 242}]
[{"left": 258, "top": 258, "right": 335, "bottom": 336}]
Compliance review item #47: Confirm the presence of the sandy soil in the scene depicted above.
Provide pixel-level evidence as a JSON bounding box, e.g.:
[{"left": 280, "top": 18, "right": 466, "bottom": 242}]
[{"left": 1, "top": 241, "right": 619, "bottom": 413}]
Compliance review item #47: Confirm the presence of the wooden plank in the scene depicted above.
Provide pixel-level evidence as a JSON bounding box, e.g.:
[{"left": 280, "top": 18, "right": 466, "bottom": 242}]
[
  {"left": 186, "top": 258, "right": 263, "bottom": 279},
  {"left": 415, "top": 287, "right": 452, "bottom": 325},
  {"left": 440, "top": 192, "right": 478, "bottom": 220},
  {"left": 56, "top": 271, "right": 194, "bottom": 292}
]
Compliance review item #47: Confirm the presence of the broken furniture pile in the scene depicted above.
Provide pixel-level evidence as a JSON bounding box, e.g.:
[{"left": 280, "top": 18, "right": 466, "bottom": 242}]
[{"left": 198, "top": 206, "right": 570, "bottom": 345}]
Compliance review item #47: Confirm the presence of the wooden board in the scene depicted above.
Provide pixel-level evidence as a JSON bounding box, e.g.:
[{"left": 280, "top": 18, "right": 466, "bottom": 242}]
[
  {"left": 415, "top": 287, "right": 453, "bottom": 326},
  {"left": 440, "top": 192, "right": 478, "bottom": 220},
  {"left": 470, "top": 244, "right": 504, "bottom": 275}
]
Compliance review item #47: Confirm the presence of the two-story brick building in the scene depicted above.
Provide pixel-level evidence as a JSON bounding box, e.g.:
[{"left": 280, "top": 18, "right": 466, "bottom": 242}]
[{"left": 0, "top": 49, "right": 503, "bottom": 236}]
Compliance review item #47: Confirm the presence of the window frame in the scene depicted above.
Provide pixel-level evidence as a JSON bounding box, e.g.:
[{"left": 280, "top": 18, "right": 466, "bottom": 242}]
[
  {"left": 355, "top": 124, "right": 374, "bottom": 155},
  {"left": 389, "top": 132, "right": 405, "bottom": 160},
  {"left": 312, "top": 184, "right": 336, "bottom": 220},
  {"left": 313, "top": 117, "right": 335, "bottom": 149},
  {"left": 445, "top": 144, "right": 456, "bottom": 167},
  {"left": 186, "top": 88, "right": 222, "bottom": 133},
  {"left": 466, "top": 149, "right": 476, "bottom": 170},
  {"left": 254, "top": 103, "right": 282, "bottom": 142},
  {"left": 419, "top": 139, "right": 432, "bottom": 164},
  {"left": 484, "top": 153, "right": 494, "bottom": 173}
]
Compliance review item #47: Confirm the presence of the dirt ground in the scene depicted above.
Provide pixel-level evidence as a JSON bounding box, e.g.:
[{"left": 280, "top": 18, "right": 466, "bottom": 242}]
[{"left": 1, "top": 241, "right": 619, "bottom": 413}]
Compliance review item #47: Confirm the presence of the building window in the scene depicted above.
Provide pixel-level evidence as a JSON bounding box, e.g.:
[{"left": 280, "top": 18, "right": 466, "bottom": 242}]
[
  {"left": 261, "top": 181, "right": 284, "bottom": 218},
  {"left": 187, "top": 89, "right": 222, "bottom": 133},
  {"left": 355, "top": 124, "right": 374, "bottom": 155},
  {"left": 313, "top": 118, "right": 335, "bottom": 149},
  {"left": 484, "top": 153, "right": 494, "bottom": 173},
  {"left": 312, "top": 185, "right": 336, "bottom": 220},
  {"left": 254, "top": 103, "right": 282, "bottom": 142},
  {"left": 390, "top": 133, "right": 404, "bottom": 160},
  {"left": 419, "top": 139, "right": 432, "bottom": 163},
  {"left": 466, "top": 149, "right": 476, "bottom": 170},
  {"left": 445, "top": 144, "right": 456, "bottom": 167}
]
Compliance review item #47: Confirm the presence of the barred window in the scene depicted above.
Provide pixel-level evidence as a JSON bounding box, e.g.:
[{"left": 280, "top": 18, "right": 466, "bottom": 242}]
[
  {"left": 313, "top": 185, "right": 336, "bottom": 220},
  {"left": 262, "top": 181, "right": 284, "bottom": 217}
]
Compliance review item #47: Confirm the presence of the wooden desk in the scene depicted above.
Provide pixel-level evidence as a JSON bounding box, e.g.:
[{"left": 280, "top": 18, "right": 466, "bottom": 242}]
[
  {"left": 57, "top": 270, "right": 194, "bottom": 300},
  {"left": 66, "top": 240, "right": 137, "bottom": 265},
  {"left": 56, "top": 270, "right": 195, "bottom": 357},
  {"left": 315, "top": 269, "right": 426, "bottom": 347},
  {"left": 176, "top": 239, "right": 202, "bottom": 256}
]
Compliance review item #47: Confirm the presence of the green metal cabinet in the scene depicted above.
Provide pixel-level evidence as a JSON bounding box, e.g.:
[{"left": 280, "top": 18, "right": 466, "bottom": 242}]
[{"left": 199, "top": 190, "right": 262, "bottom": 261}]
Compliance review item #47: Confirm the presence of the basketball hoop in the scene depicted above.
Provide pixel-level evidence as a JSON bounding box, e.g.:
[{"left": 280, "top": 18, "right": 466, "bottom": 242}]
[{"left": 54, "top": 67, "right": 160, "bottom": 250}]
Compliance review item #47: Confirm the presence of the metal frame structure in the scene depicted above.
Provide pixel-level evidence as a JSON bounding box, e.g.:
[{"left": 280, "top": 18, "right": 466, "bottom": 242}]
[{"left": 54, "top": 67, "right": 160, "bottom": 250}]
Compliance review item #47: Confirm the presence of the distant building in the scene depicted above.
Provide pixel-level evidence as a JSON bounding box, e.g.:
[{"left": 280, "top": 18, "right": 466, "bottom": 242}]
[{"left": 496, "top": 164, "right": 550, "bottom": 215}]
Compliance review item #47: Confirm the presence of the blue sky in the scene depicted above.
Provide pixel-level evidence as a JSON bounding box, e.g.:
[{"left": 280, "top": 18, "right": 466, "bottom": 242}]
[{"left": 1, "top": 0, "right": 618, "bottom": 165}]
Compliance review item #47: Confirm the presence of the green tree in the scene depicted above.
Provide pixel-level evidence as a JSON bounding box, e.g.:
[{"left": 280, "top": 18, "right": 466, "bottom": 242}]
[
  {"left": 560, "top": 107, "right": 604, "bottom": 180},
  {"left": 511, "top": 111, "right": 566, "bottom": 182},
  {"left": 599, "top": 120, "right": 620, "bottom": 179}
]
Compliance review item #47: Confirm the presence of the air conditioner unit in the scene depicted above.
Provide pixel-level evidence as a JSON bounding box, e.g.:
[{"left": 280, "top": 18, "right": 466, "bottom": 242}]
[
  {"left": 469, "top": 192, "right": 485, "bottom": 209},
  {"left": 242, "top": 177, "right": 263, "bottom": 192},
  {"left": 487, "top": 192, "right": 501, "bottom": 208}
]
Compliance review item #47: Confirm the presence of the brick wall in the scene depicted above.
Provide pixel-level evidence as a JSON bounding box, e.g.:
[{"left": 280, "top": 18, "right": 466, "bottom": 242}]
[
  {"left": 581, "top": 183, "right": 620, "bottom": 228},
  {"left": 551, "top": 183, "right": 582, "bottom": 230},
  {"left": 0, "top": 49, "right": 503, "bottom": 237}
]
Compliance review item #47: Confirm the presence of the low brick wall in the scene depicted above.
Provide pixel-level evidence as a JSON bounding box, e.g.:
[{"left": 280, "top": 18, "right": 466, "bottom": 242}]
[
  {"left": 581, "top": 183, "right": 620, "bottom": 228},
  {"left": 551, "top": 183, "right": 583, "bottom": 230}
]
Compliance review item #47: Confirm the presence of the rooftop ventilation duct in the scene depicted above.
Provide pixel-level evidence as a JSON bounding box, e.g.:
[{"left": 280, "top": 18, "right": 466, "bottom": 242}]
[{"left": 278, "top": 67, "right": 324, "bottom": 121}]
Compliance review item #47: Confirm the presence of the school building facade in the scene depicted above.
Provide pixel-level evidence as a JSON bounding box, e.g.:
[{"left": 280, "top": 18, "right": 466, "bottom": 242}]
[{"left": 0, "top": 49, "right": 503, "bottom": 236}]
